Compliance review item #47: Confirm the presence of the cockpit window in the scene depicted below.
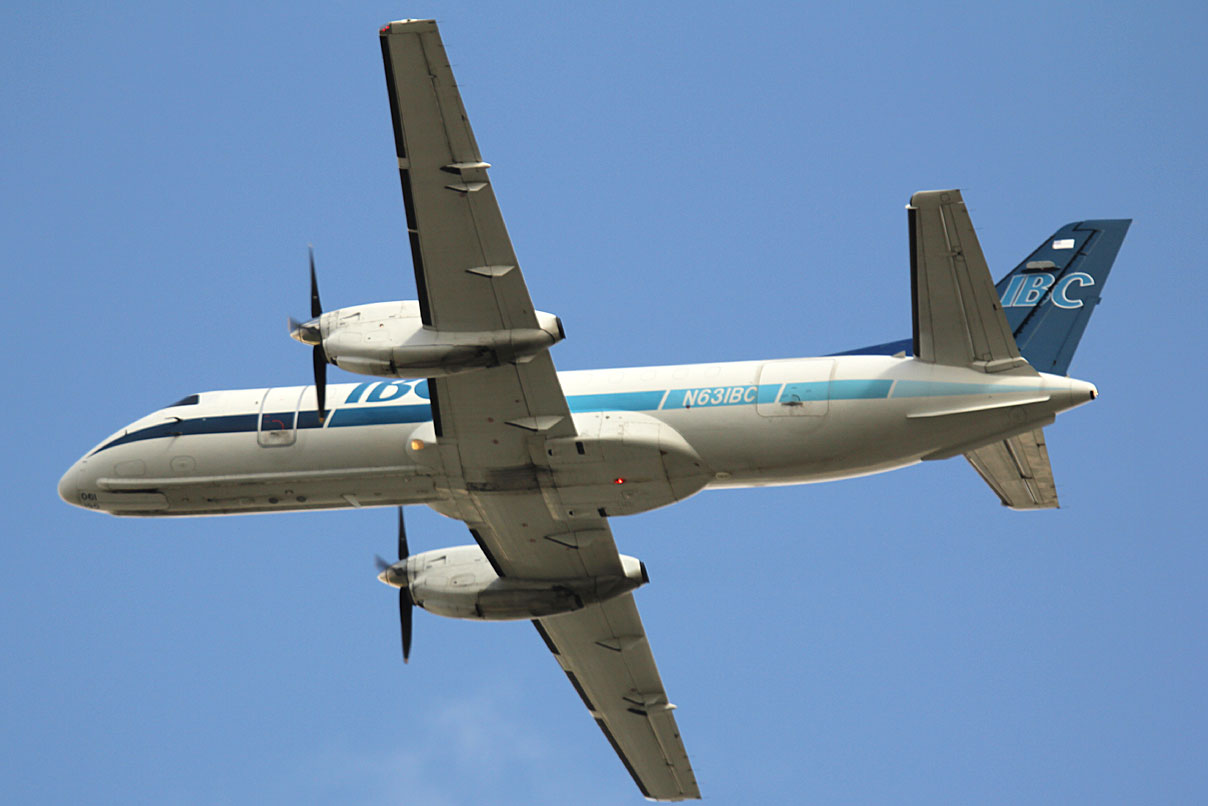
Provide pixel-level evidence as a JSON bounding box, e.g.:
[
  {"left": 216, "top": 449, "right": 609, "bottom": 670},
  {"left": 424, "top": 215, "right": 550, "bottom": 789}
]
[{"left": 166, "top": 394, "right": 200, "bottom": 407}]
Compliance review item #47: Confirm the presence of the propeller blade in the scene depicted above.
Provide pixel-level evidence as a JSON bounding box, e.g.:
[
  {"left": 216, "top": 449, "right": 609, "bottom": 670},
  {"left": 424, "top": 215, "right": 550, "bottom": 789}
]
[
  {"left": 400, "top": 588, "right": 413, "bottom": 663},
  {"left": 308, "top": 245, "right": 322, "bottom": 318},
  {"left": 374, "top": 554, "right": 391, "bottom": 573},
  {"left": 397, "top": 506, "right": 409, "bottom": 560},
  {"left": 303, "top": 246, "right": 328, "bottom": 422},
  {"left": 313, "top": 344, "right": 327, "bottom": 422}
]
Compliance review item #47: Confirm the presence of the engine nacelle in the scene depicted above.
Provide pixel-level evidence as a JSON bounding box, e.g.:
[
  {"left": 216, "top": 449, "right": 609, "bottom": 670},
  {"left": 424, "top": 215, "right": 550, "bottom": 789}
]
[
  {"left": 390, "top": 544, "right": 647, "bottom": 621},
  {"left": 292, "top": 300, "right": 564, "bottom": 378}
]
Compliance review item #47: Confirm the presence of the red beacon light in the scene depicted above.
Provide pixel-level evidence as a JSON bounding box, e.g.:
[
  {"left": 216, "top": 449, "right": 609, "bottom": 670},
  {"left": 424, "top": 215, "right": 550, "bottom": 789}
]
[{"left": 613, "top": 478, "right": 626, "bottom": 485}]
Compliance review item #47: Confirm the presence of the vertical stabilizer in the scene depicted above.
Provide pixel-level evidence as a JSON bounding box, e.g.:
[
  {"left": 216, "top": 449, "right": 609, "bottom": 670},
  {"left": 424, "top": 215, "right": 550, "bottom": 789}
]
[{"left": 996, "top": 219, "right": 1131, "bottom": 375}]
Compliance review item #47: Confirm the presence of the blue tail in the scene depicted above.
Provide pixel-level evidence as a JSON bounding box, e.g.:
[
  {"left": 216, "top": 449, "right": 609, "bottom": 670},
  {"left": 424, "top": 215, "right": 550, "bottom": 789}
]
[
  {"left": 834, "top": 219, "right": 1131, "bottom": 375},
  {"left": 995, "top": 219, "right": 1130, "bottom": 375}
]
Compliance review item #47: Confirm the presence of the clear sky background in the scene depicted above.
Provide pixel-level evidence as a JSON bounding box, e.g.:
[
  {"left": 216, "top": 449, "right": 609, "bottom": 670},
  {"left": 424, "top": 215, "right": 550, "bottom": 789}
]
[{"left": 4, "top": 2, "right": 1205, "bottom": 804}]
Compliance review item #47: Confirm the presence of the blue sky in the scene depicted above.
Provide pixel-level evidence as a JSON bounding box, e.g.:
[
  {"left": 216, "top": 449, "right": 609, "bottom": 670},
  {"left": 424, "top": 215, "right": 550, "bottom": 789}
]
[{"left": 4, "top": 1, "right": 1205, "bottom": 803}]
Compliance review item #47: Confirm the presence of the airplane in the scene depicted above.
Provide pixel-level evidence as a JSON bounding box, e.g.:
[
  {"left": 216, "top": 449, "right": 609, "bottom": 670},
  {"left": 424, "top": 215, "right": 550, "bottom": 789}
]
[{"left": 57, "top": 19, "right": 1130, "bottom": 802}]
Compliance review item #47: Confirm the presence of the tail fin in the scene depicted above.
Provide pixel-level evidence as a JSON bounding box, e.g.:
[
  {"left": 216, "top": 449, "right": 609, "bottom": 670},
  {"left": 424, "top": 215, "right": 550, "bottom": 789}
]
[{"left": 996, "top": 219, "right": 1131, "bottom": 375}]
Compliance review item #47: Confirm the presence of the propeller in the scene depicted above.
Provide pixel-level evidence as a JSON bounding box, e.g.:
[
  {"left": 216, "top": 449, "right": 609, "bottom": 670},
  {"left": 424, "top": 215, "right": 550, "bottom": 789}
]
[
  {"left": 375, "top": 507, "right": 414, "bottom": 663},
  {"left": 288, "top": 246, "right": 328, "bottom": 422}
]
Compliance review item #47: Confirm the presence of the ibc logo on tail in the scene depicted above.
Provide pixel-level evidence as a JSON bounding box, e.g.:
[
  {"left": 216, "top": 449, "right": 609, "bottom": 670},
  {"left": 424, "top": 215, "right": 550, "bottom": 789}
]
[{"left": 1001, "top": 272, "right": 1095, "bottom": 309}]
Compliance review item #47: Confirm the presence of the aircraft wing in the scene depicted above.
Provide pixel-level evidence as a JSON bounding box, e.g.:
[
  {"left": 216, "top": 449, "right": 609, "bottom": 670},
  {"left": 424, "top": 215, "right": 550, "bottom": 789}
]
[
  {"left": 535, "top": 595, "right": 701, "bottom": 802},
  {"left": 379, "top": 19, "right": 541, "bottom": 333},
  {"left": 908, "top": 190, "right": 1032, "bottom": 374},
  {"left": 379, "top": 19, "right": 576, "bottom": 455},
  {"left": 965, "top": 427, "right": 1059, "bottom": 510},
  {"left": 380, "top": 21, "right": 698, "bottom": 798},
  {"left": 470, "top": 496, "right": 700, "bottom": 800}
]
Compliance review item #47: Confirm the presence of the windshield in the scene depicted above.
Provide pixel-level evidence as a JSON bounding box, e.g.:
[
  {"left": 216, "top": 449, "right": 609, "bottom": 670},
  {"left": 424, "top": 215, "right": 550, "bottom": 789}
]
[{"left": 165, "top": 394, "right": 200, "bottom": 407}]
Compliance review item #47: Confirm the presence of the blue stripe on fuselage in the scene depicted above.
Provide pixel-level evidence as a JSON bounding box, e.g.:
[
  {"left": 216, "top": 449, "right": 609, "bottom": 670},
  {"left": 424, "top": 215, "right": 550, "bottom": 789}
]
[
  {"left": 326, "top": 403, "right": 431, "bottom": 427},
  {"left": 92, "top": 413, "right": 261, "bottom": 453}
]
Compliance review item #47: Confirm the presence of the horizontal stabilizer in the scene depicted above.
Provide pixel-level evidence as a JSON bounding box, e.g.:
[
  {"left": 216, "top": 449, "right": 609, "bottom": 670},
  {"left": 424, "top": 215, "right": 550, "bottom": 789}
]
[
  {"left": 965, "top": 428, "right": 1058, "bottom": 510},
  {"left": 834, "top": 216, "right": 1130, "bottom": 376},
  {"left": 909, "top": 191, "right": 1032, "bottom": 373}
]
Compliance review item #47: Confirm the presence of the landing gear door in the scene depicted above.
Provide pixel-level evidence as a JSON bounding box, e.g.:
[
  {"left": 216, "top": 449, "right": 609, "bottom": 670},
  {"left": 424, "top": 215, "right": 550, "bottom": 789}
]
[
  {"left": 258, "top": 387, "right": 304, "bottom": 446},
  {"left": 756, "top": 359, "right": 834, "bottom": 417}
]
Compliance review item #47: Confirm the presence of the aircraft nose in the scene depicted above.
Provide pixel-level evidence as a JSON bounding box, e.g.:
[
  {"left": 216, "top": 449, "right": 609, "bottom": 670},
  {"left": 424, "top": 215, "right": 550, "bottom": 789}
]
[
  {"left": 58, "top": 463, "right": 80, "bottom": 506},
  {"left": 58, "top": 457, "right": 96, "bottom": 510}
]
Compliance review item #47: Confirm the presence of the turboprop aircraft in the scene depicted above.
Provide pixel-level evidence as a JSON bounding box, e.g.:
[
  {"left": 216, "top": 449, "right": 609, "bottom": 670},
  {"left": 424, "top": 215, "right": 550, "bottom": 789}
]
[{"left": 57, "top": 19, "right": 1130, "bottom": 802}]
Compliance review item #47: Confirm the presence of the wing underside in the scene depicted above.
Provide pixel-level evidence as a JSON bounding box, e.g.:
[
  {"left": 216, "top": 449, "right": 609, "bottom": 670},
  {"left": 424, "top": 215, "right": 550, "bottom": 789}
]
[
  {"left": 468, "top": 494, "right": 700, "bottom": 800},
  {"left": 379, "top": 19, "right": 537, "bottom": 333},
  {"left": 535, "top": 596, "right": 700, "bottom": 801},
  {"left": 379, "top": 20, "right": 698, "bottom": 798}
]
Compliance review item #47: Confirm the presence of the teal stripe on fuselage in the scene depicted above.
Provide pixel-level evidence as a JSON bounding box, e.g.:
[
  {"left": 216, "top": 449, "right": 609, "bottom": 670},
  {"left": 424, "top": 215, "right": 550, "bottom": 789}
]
[
  {"left": 781, "top": 379, "right": 894, "bottom": 402},
  {"left": 890, "top": 381, "right": 1036, "bottom": 398},
  {"left": 565, "top": 390, "right": 666, "bottom": 412}
]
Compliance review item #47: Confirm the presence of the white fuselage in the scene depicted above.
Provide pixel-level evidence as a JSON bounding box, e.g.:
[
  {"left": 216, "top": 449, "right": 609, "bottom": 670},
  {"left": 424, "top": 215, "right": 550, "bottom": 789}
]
[{"left": 58, "top": 354, "right": 1096, "bottom": 517}]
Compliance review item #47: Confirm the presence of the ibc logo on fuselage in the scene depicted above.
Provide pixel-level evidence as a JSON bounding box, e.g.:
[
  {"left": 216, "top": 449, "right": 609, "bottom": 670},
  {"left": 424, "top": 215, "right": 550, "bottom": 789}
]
[{"left": 1000, "top": 271, "right": 1095, "bottom": 310}]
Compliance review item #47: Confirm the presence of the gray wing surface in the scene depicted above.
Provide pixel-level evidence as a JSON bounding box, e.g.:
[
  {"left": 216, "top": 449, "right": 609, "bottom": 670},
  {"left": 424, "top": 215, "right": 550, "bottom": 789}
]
[
  {"left": 472, "top": 497, "right": 699, "bottom": 801},
  {"left": 468, "top": 493, "right": 625, "bottom": 581},
  {"left": 380, "top": 20, "right": 697, "bottom": 798},
  {"left": 380, "top": 19, "right": 576, "bottom": 459},
  {"left": 908, "top": 190, "right": 1031, "bottom": 373},
  {"left": 535, "top": 595, "right": 701, "bottom": 802},
  {"left": 965, "top": 427, "right": 1059, "bottom": 510},
  {"left": 379, "top": 19, "right": 539, "bottom": 333}
]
